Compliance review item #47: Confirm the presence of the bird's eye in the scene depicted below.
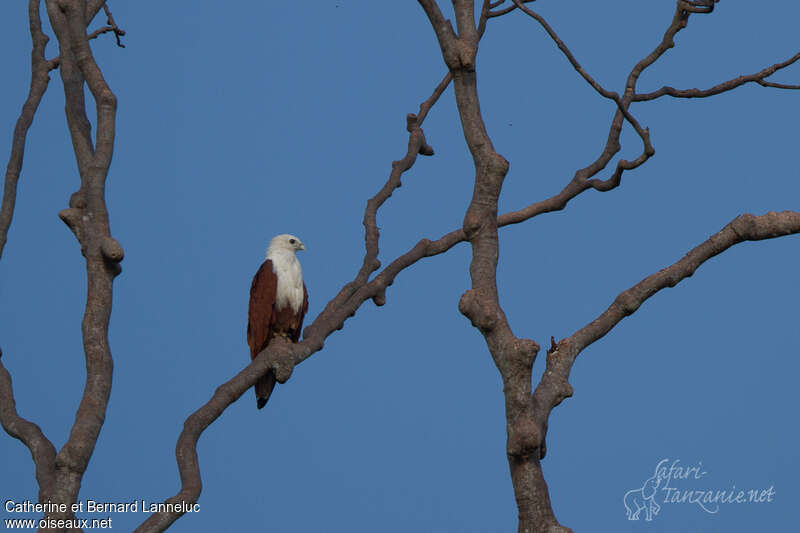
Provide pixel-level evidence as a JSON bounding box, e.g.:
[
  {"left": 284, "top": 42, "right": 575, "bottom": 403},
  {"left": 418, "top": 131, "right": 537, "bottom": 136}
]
[{"left": 289, "top": 238, "right": 296, "bottom": 244}]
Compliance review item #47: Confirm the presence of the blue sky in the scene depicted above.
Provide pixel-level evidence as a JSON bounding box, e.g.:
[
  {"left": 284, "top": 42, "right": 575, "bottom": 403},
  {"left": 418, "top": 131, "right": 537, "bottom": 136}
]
[{"left": 1, "top": 2, "right": 798, "bottom": 532}]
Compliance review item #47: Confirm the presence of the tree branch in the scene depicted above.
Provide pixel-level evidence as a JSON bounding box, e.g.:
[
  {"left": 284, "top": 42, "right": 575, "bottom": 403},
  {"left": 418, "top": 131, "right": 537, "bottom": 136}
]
[
  {"left": 533, "top": 210, "right": 800, "bottom": 435},
  {"left": 510, "top": 0, "right": 654, "bottom": 193},
  {"left": 1, "top": 0, "right": 124, "bottom": 520},
  {"left": 101, "top": 2, "right": 125, "bottom": 48},
  {"left": 133, "top": 2, "right": 797, "bottom": 531},
  {"left": 634, "top": 52, "right": 800, "bottom": 100},
  {"left": 486, "top": 0, "right": 534, "bottom": 18},
  {"left": 45, "top": 2, "right": 124, "bottom": 72},
  {"left": 137, "top": 3, "right": 541, "bottom": 528},
  {"left": 31, "top": 0, "right": 123, "bottom": 524},
  {"left": 354, "top": 122, "right": 433, "bottom": 296},
  {"left": 0, "top": 350, "right": 57, "bottom": 503},
  {"left": 0, "top": 0, "right": 52, "bottom": 259},
  {"left": 414, "top": 72, "right": 452, "bottom": 127},
  {"left": 132, "top": 337, "right": 309, "bottom": 533}
]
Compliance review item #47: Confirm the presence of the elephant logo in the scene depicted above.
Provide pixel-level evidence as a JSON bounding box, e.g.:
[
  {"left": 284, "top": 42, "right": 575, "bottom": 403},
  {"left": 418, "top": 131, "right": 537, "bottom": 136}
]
[{"left": 623, "top": 473, "right": 661, "bottom": 521}]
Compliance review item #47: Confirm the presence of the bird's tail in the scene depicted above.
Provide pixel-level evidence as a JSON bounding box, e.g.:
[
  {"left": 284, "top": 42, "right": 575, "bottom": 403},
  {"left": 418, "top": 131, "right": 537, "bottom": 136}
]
[{"left": 255, "top": 369, "right": 277, "bottom": 410}]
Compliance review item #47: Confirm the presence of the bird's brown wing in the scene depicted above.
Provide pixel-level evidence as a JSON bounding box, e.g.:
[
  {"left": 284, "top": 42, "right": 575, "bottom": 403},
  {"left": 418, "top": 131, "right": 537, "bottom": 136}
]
[
  {"left": 248, "top": 260, "right": 278, "bottom": 409},
  {"left": 247, "top": 260, "right": 277, "bottom": 359}
]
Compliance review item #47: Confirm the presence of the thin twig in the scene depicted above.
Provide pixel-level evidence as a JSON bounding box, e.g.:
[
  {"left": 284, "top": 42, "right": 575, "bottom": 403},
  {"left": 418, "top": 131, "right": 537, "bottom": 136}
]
[{"left": 102, "top": 2, "right": 125, "bottom": 47}]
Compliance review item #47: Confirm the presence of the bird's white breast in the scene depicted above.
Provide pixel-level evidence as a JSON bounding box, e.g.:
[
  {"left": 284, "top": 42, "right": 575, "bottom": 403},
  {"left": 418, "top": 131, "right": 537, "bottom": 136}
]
[{"left": 268, "top": 249, "right": 304, "bottom": 313}]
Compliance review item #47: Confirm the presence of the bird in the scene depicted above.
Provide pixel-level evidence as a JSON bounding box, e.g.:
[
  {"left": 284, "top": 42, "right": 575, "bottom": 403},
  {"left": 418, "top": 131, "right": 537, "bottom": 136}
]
[{"left": 247, "top": 234, "right": 308, "bottom": 409}]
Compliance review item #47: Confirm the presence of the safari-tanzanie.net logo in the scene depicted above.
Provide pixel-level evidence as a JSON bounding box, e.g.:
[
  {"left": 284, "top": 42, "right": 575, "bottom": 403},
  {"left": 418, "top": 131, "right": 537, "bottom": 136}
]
[{"left": 623, "top": 458, "right": 775, "bottom": 522}]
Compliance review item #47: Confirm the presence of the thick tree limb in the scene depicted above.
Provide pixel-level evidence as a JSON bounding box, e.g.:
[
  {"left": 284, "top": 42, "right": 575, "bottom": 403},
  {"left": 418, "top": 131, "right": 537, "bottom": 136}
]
[
  {"left": 1, "top": 4, "right": 122, "bottom": 524},
  {"left": 5, "top": 1, "right": 123, "bottom": 528},
  {"left": 416, "top": 1, "right": 570, "bottom": 531}
]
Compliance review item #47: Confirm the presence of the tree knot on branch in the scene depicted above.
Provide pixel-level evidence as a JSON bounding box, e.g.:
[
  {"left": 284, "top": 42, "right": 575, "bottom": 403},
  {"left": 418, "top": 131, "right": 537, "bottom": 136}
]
[
  {"left": 462, "top": 207, "right": 496, "bottom": 240},
  {"left": 58, "top": 207, "right": 83, "bottom": 239},
  {"left": 482, "top": 152, "right": 509, "bottom": 177},
  {"left": 506, "top": 415, "right": 543, "bottom": 460},
  {"left": 405, "top": 117, "right": 435, "bottom": 156},
  {"left": 406, "top": 113, "right": 419, "bottom": 132},
  {"left": 101, "top": 236, "right": 124, "bottom": 263},
  {"left": 412, "top": 129, "right": 435, "bottom": 157},
  {"left": 372, "top": 288, "right": 386, "bottom": 307},
  {"left": 263, "top": 338, "right": 295, "bottom": 384},
  {"left": 69, "top": 189, "right": 86, "bottom": 208},
  {"left": 729, "top": 213, "right": 760, "bottom": 240},
  {"left": 458, "top": 289, "right": 498, "bottom": 332},
  {"left": 513, "top": 338, "right": 540, "bottom": 369},
  {"left": 444, "top": 39, "right": 477, "bottom": 72},
  {"left": 614, "top": 290, "right": 641, "bottom": 316}
]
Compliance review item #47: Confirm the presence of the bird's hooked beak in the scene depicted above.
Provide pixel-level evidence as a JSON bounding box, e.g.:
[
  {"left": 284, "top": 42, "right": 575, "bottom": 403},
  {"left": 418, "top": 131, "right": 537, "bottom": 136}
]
[{"left": 299, "top": 243, "right": 306, "bottom": 251}]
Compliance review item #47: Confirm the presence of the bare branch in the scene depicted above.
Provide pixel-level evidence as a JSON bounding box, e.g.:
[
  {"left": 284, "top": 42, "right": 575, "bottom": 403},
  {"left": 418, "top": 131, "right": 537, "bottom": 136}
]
[
  {"left": 86, "top": 25, "right": 114, "bottom": 40},
  {"left": 511, "top": 2, "right": 615, "bottom": 99},
  {"left": 533, "top": 210, "right": 800, "bottom": 429},
  {"left": 415, "top": 72, "right": 452, "bottom": 127},
  {"left": 679, "top": 0, "right": 719, "bottom": 14},
  {"left": 416, "top": 0, "right": 452, "bottom": 43},
  {"left": 510, "top": 0, "right": 654, "bottom": 190},
  {"left": 132, "top": 338, "right": 308, "bottom": 533},
  {"left": 634, "top": 52, "right": 800, "bottom": 100},
  {"left": 132, "top": 3, "right": 795, "bottom": 531},
  {"left": 488, "top": 5, "right": 516, "bottom": 18},
  {"left": 1, "top": 0, "right": 127, "bottom": 518},
  {"left": 137, "top": 98, "right": 441, "bottom": 533},
  {"left": 488, "top": 0, "right": 535, "bottom": 18},
  {"left": 0, "top": 0, "right": 52, "bottom": 259},
  {"left": 138, "top": 3, "right": 543, "bottom": 527},
  {"left": 355, "top": 0, "right": 503, "bottom": 303},
  {"left": 101, "top": 2, "right": 126, "bottom": 48},
  {"left": 0, "top": 351, "right": 57, "bottom": 502},
  {"left": 757, "top": 79, "right": 800, "bottom": 90},
  {"left": 504, "top": 2, "right": 732, "bottom": 204},
  {"left": 575, "top": 211, "right": 800, "bottom": 353},
  {"left": 354, "top": 122, "right": 433, "bottom": 297},
  {"left": 28, "top": 0, "right": 123, "bottom": 523},
  {"left": 85, "top": 0, "right": 107, "bottom": 23},
  {"left": 567, "top": 2, "right": 697, "bottom": 193},
  {"left": 46, "top": 1, "right": 126, "bottom": 71}
]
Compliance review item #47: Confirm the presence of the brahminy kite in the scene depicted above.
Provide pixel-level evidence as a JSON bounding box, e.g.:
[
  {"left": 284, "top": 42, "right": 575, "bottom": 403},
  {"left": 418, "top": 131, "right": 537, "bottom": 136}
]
[{"left": 247, "top": 234, "right": 308, "bottom": 409}]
